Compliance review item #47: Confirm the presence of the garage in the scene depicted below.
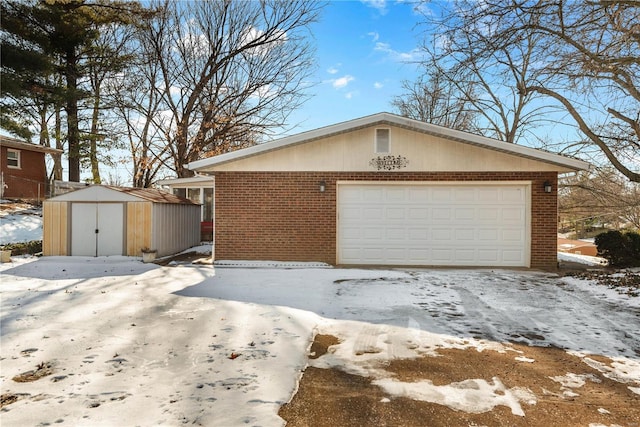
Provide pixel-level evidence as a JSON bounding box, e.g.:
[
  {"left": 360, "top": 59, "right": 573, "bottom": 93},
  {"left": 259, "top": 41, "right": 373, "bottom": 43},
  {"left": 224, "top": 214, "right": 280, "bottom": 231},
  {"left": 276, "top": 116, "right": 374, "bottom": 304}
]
[
  {"left": 187, "top": 112, "right": 589, "bottom": 269},
  {"left": 43, "top": 185, "right": 201, "bottom": 258},
  {"left": 338, "top": 182, "right": 529, "bottom": 266}
]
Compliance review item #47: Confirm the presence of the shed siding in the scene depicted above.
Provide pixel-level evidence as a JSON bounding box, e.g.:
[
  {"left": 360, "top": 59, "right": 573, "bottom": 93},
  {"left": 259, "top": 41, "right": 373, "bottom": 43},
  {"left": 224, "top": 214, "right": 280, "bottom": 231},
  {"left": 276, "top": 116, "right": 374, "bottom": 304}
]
[
  {"left": 152, "top": 203, "right": 200, "bottom": 257},
  {"left": 126, "top": 201, "right": 152, "bottom": 256},
  {"left": 43, "top": 201, "right": 68, "bottom": 256}
]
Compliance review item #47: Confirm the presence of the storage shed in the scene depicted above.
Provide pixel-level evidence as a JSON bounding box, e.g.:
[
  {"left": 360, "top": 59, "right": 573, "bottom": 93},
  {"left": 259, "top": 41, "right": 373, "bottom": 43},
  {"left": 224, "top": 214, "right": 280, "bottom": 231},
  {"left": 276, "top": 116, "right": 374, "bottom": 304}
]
[{"left": 43, "top": 185, "right": 201, "bottom": 257}]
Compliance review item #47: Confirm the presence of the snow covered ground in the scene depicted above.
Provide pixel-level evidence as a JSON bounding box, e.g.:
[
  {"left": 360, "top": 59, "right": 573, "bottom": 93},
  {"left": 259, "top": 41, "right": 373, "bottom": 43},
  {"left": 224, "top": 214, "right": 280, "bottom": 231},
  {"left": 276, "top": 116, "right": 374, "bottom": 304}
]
[
  {"left": 1, "top": 255, "right": 639, "bottom": 426},
  {"left": 0, "top": 201, "right": 43, "bottom": 245}
]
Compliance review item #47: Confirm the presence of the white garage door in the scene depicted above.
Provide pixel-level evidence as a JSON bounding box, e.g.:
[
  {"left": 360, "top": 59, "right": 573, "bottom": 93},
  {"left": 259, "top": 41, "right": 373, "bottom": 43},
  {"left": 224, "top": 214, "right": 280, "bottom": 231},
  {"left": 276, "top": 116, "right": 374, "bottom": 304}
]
[
  {"left": 71, "top": 203, "right": 124, "bottom": 256},
  {"left": 338, "top": 183, "right": 529, "bottom": 267}
]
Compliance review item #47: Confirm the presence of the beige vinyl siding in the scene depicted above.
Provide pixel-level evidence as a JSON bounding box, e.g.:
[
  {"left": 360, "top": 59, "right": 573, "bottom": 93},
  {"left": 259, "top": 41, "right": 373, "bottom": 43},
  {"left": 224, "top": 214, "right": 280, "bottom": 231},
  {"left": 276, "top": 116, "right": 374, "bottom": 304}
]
[
  {"left": 43, "top": 201, "right": 68, "bottom": 256},
  {"left": 126, "top": 201, "right": 152, "bottom": 256}
]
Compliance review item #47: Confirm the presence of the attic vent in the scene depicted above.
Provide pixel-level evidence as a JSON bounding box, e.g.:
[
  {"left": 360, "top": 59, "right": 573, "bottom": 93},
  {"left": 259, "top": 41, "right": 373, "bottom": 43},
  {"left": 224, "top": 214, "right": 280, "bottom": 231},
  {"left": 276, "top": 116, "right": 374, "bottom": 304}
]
[{"left": 375, "top": 128, "right": 390, "bottom": 153}]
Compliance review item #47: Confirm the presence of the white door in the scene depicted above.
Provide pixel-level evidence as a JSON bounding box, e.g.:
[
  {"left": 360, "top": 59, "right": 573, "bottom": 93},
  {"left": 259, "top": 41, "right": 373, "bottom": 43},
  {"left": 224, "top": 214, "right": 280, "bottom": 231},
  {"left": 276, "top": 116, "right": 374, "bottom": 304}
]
[
  {"left": 337, "top": 183, "right": 529, "bottom": 267},
  {"left": 71, "top": 203, "right": 124, "bottom": 256}
]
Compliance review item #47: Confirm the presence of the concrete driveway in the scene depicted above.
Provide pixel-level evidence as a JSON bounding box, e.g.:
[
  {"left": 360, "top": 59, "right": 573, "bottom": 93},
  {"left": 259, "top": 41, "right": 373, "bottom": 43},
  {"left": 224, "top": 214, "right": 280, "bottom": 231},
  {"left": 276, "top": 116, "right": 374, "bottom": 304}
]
[{"left": 178, "top": 267, "right": 640, "bottom": 359}]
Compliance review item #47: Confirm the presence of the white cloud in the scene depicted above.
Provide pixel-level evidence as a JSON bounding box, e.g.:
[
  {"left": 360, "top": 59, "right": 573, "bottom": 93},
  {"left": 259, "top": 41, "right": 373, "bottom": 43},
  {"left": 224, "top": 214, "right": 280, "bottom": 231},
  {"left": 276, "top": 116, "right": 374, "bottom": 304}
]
[
  {"left": 374, "top": 42, "right": 423, "bottom": 62},
  {"left": 332, "top": 75, "right": 355, "bottom": 89},
  {"left": 345, "top": 91, "right": 356, "bottom": 99},
  {"left": 368, "top": 32, "right": 380, "bottom": 42},
  {"left": 361, "top": 0, "right": 388, "bottom": 15},
  {"left": 373, "top": 82, "right": 383, "bottom": 89},
  {"left": 327, "top": 66, "right": 339, "bottom": 75}
]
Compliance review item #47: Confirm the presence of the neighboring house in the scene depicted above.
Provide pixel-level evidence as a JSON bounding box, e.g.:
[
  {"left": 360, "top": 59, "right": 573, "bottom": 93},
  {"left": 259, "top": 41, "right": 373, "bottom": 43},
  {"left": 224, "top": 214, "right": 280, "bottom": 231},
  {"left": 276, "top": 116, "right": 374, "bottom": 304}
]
[
  {"left": 43, "top": 185, "right": 200, "bottom": 257},
  {"left": 156, "top": 176, "right": 215, "bottom": 241},
  {"left": 0, "top": 136, "right": 62, "bottom": 201},
  {"left": 188, "top": 112, "right": 590, "bottom": 269}
]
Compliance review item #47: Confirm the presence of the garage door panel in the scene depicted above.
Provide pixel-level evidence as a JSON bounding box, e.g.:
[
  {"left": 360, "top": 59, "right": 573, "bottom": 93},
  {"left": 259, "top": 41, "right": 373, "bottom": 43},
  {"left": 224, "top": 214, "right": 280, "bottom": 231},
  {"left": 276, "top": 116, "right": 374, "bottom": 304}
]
[
  {"left": 409, "top": 208, "right": 428, "bottom": 219},
  {"left": 432, "top": 188, "right": 453, "bottom": 202},
  {"left": 502, "top": 188, "right": 525, "bottom": 202},
  {"left": 454, "top": 208, "right": 475, "bottom": 220},
  {"left": 502, "top": 208, "right": 525, "bottom": 221},
  {"left": 478, "top": 208, "right": 499, "bottom": 221},
  {"left": 455, "top": 188, "right": 476, "bottom": 202},
  {"left": 432, "top": 208, "right": 451, "bottom": 220},
  {"left": 455, "top": 229, "right": 475, "bottom": 241},
  {"left": 386, "top": 208, "right": 405, "bottom": 220},
  {"left": 362, "top": 227, "right": 383, "bottom": 240},
  {"left": 408, "top": 188, "right": 429, "bottom": 202},
  {"left": 363, "top": 188, "right": 384, "bottom": 202},
  {"left": 363, "top": 208, "right": 383, "bottom": 220}
]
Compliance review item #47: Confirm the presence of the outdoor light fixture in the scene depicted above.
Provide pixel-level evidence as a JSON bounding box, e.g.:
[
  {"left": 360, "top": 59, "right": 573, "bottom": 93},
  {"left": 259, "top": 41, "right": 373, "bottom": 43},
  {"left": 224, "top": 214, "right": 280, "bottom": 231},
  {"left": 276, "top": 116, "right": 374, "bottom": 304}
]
[
  {"left": 319, "top": 180, "right": 326, "bottom": 193},
  {"left": 544, "top": 181, "right": 552, "bottom": 193}
]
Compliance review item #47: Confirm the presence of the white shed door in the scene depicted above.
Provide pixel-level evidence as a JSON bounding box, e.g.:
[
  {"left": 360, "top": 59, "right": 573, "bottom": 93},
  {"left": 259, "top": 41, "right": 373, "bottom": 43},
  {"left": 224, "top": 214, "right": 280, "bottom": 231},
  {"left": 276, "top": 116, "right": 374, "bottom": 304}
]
[
  {"left": 338, "top": 183, "right": 529, "bottom": 267},
  {"left": 71, "top": 203, "right": 124, "bottom": 256}
]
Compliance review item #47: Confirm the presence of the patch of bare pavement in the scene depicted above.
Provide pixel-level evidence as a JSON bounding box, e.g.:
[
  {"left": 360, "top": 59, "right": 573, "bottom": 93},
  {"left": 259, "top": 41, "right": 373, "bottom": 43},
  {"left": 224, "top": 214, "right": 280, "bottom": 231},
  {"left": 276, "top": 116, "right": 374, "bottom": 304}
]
[{"left": 280, "top": 335, "right": 640, "bottom": 426}]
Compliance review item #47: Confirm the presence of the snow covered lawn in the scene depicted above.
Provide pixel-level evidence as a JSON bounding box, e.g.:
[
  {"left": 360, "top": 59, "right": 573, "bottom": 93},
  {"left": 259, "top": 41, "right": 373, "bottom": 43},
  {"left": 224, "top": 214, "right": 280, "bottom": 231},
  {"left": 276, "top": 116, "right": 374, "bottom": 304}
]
[
  {"left": 0, "top": 201, "right": 43, "bottom": 245},
  {"left": 1, "top": 256, "right": 638, "bottom": 426}
]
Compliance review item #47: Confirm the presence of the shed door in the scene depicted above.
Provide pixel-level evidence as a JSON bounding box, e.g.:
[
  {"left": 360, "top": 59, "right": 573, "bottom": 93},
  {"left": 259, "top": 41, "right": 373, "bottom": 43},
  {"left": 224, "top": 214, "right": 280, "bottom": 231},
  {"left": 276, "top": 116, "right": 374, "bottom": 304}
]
[
  {"left": 71, "top": 203, "right": 124, "bottom": 256},
  {"left": 338, "top": 183, "right": 529, "bottom": 267}
]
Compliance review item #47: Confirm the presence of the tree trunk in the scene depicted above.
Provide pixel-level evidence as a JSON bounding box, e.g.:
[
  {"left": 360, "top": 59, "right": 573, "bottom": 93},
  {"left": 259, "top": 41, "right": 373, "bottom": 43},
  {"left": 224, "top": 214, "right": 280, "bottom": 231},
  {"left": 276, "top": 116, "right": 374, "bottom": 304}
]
[
  {"left": 65, "top": 48, "right": 81, "bottom": 182},
  {"left": 89, "top": 90, "right": 101, "bottom": 184},
  {"left": 53, "top": 105, "right": 63, "bottom": 181}
]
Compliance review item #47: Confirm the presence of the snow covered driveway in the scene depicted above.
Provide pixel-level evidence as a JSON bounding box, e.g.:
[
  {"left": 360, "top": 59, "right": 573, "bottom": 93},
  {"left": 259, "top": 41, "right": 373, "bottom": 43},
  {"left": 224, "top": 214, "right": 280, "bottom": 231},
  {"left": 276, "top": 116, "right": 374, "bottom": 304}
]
[
  {"left": 1, "top": 257, "right": 638, "bottom": 426},
  {"left": 180, "top": 267, "right": 640, "bottom": 359}
]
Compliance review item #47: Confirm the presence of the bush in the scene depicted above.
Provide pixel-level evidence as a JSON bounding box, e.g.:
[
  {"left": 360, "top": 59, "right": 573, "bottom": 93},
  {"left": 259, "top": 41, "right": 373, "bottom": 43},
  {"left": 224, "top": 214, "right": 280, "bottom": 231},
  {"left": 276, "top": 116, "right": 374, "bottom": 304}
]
[
  {"left": 595, "top": 231, "right": 640, "bottom": 267},
  {"left": 0, "top": 240, "right": 42, "bottom": 256}
]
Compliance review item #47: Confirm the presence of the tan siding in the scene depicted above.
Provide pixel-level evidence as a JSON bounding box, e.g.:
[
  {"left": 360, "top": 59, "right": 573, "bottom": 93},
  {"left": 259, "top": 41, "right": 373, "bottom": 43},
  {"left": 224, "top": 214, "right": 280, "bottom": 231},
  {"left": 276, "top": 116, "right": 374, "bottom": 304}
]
[
  {"left": 206, "top": 125, "right": 573, "bottom": 173},
  {"left": 43, "top": 201, "right": 68, "bottom": 256},
  {"left": 126, "top": 201, "right": 152, "bottom": 255}
]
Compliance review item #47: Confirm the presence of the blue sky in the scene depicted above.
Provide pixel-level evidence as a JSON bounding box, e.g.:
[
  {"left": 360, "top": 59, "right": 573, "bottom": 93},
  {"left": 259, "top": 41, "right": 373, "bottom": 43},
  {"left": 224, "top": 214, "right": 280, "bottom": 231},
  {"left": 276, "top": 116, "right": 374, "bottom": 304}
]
[{"left": 286, "top": 0, "right": 427, "bottom": 135}]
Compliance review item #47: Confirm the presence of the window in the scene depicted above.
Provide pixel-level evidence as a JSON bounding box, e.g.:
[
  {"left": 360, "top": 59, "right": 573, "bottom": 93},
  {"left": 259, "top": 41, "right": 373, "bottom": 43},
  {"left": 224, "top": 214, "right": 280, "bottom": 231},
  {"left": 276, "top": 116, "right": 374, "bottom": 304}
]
[
  {"left": 7, "top": 149, "right": 20, "bottom": 168},
  {"left": 375, "top": 128, "right": 390, "bottom": 153},
  {"left": 187, "top": 188, "right": 201, "bottom": 204},
  {"left": 203, "top": 188, "right": 214, "bottom": 221},
  {"left": 173, "top": 188, "right": 186, "bottom": 198}
]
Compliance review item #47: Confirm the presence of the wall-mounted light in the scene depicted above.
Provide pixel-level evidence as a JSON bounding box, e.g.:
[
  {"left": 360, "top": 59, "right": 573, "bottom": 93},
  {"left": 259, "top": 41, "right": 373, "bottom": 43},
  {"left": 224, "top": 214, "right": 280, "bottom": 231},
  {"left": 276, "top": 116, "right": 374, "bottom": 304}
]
[
  {"left": 543, "top": 181, "right": 552, "bottom": 193},
  {"left": 319, "top": 180, "right": 326, "bottom": 193}
]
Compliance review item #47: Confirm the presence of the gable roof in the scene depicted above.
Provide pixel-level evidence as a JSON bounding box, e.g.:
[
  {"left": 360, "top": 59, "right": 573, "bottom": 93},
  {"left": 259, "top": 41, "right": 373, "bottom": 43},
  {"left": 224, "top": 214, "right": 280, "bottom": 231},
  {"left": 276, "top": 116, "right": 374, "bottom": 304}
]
[
  {"left": 104, "top": 186, "right": 198, "bottom": 204},
  {"left": 0, "top": 136, "right": 64, "bottom": 155},
  {"left": 50, "top": 185, "right": 198, "bottom": 204},
  {"left": 187, "top": 112, "right": 590, "bottom": 172}
]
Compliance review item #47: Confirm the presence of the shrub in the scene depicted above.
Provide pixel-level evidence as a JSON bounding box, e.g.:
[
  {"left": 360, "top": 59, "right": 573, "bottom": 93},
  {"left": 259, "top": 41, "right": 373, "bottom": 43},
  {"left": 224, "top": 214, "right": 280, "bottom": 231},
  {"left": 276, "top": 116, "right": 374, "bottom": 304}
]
[{"left": 595, "top": 231, "right": 640, "bottom": 267}]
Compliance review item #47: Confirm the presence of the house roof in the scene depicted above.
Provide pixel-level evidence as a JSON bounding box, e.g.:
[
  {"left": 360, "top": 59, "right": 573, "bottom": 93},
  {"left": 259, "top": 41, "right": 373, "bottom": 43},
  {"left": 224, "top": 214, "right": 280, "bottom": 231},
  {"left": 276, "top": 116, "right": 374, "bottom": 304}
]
[
  {"left": 156, "top": 176, "right": 215, "bottom": 186},
  {"left": 0, "top": 136, "right": 64, "bottom": 155},
  {"left": 187, "top": 112, "right": 590, "bottom": 172}
]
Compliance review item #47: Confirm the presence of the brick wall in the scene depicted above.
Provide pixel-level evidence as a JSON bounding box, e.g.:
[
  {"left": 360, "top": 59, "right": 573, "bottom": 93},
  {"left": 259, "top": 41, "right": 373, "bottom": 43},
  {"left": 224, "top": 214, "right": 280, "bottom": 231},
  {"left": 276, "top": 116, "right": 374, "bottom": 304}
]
[
  {"left": 214, "top": 171, "right": 558, "bottom": 269},
  {"left": 1, "top": 146, "right": 48, "bottom": 200}
]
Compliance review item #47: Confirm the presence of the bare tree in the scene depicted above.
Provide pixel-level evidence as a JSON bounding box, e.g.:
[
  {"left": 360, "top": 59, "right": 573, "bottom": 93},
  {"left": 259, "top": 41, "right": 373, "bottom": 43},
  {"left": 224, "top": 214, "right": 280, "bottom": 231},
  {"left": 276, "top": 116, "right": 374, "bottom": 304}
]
[
  {"left": 422, "top": 0, "right": 639, "bottom": 182},
  {"left": 560, "top": 169, "right": 640, "bottom": 233},
  {"left": 391, "top": 61, "right": 477, "bottom": 131},
  {"left": 411, "top": 1, "right": 555, "bottom": 143},
  {"left": 139, "top": 0, "right": 321, "bottom": 178}
]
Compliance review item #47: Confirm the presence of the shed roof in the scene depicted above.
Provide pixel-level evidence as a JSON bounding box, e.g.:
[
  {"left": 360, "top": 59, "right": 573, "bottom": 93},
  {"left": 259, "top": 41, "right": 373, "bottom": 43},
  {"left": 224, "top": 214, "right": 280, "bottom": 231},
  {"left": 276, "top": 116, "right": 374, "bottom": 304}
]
[
  {"left": 104, "top": 186, "right": 198, "bottom": 204},
  {"left": 187, "top": 112, "right": 590, "bottom": 172},
  {"left": 0, "top": 136, "right": 64, "bottom": 155},
  {"left": 49, "top": 185, "right": 198, "bottom": 204}
]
